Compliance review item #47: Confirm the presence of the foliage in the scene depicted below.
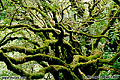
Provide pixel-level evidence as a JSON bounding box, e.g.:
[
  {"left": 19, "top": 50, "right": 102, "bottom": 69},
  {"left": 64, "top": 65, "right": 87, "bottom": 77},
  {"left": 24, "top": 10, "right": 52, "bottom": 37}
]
[{"left": 0, "top": 0, "right": 120, "bottom": 80}]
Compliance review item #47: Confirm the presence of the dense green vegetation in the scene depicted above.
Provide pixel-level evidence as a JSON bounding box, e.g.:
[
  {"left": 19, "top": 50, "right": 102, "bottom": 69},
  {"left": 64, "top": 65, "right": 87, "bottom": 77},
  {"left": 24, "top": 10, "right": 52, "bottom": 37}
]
[{"left": 0, "top": 0, "right": 120, "bottom": 80}]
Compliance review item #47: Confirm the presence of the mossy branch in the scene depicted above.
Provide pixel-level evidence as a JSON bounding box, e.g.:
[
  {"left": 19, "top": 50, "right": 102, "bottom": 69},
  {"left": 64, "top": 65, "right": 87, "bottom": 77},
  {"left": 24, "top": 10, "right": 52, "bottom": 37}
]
[
  {"left": 0, "top": 37, "right": 40, "bottom": 47},
  {"left": 14, "top": 17, "right": 34, "bottom": 24},
  {"left": 0, "top": 24, "right": 60, "bottom": 35},
  {"left": 72, "top": 51, "right": 120, "bottom": 71},
  {"left": 94, "top": 7, "right": 120, "bottom": 48},
  {"left": 59, "top": 5, "right": 71, "bottom": 23},
  {"left": 0, "top": 50, "right": 45, "bottom": 79},
  {"left": 61, "top": 24, "right": 110, "bottom": 40},
  {"left": 45, "top": 65, "right": 80, "bottom": 80},
  {"left": 63, "top": 40, "right": 79, "bottom": 55},
  {"left": 1, "top": 45, "right": 49, "bottom": 55},
  {"left": 71, "top": 50, "right": 103, "bottom": 66},
  {"left": 0, "top": 29, "right": 21, "bottom": 44},
  {"left": 22, "top": 5, "right": 48, "bottom": 19},
  {"left": 4, "top": 53, "right": 67, "bottom": 66}
]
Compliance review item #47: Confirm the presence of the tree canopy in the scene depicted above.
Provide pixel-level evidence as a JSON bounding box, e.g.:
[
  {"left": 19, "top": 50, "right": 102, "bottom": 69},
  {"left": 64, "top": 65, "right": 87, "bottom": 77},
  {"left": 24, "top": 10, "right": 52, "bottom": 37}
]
[{"left": 0, "top": 0, "right": 120, "bottom": 80}]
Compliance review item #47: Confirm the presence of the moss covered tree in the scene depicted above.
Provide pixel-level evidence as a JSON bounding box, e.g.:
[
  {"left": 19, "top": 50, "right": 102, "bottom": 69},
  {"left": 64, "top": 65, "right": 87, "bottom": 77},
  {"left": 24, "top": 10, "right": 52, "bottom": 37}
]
[{"left": 0, "top": 0, "right": 120, "bottom": 80}]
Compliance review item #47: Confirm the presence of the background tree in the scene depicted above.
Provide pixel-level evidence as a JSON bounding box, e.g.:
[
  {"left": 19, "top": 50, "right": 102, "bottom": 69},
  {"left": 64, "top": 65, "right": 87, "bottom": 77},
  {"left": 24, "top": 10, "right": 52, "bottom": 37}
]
[{"left": 0, "top": 0, "right": 120, "bottom": 80}]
